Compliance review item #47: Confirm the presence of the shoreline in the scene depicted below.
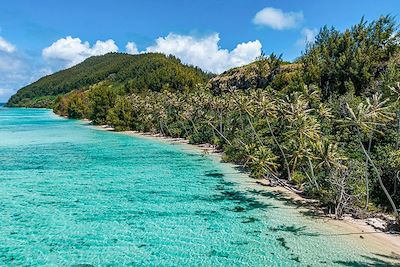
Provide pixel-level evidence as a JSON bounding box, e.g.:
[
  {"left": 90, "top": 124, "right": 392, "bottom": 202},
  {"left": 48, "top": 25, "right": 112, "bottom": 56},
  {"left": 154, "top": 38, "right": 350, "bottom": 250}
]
[{"left": 91, "top": 124, "right": 400, "bottom": 260}]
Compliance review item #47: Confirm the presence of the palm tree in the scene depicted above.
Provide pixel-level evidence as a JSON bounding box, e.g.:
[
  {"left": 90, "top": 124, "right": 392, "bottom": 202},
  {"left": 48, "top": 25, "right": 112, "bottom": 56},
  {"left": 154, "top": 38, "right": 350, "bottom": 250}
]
[
  {"left": 245, "top": 144, "right": 280, "bottom": 179},
  {"left": 281, "top": 92, "right": 321, "bottom": 186},
  {"left": 388, "top": 82, "right": 400, "bottom": 197},
  {"left": 181, "top": 103, "right": 198, "bottom": 134},
  {"left": 256, "top": 90, "right": 293, "bottom": 181},
  {"left": 210, "top": 97, "right": 227, "bottom": 137},
  {"left": 230, "top": 90, "right": 264, "bottom": 145},
  {"left": 155, "top": 102, "right": 168, "bottom": 135},
  {"left": 344, "top": 93, "right": 399, "bottom": 222},
  {"left": 315, "top": 141, "right": 347, "bottom": 171}
]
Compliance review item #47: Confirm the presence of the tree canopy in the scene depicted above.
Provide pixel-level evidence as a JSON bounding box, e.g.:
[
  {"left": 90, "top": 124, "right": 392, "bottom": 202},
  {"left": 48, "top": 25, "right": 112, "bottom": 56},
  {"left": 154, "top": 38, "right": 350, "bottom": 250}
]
[
  {"left": 7, "top": 16, "right": 400, "bottom": 223},
  {"left": 6, "top": 52, "right": 212, "bottom": 107}
]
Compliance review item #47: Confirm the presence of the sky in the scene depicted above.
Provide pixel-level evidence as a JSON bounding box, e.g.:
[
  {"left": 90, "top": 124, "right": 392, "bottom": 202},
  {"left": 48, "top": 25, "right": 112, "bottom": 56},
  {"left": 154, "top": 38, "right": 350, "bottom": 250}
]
[{"left": 0, "top": 0, "right": 399, "bottom": 102}]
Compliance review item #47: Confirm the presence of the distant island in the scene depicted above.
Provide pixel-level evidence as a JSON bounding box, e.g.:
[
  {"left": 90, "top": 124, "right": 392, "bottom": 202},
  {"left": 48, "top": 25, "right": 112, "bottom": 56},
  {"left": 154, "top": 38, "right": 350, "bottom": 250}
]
[{"left": 7, "top": 15, "right": 400, "bottom": 228}]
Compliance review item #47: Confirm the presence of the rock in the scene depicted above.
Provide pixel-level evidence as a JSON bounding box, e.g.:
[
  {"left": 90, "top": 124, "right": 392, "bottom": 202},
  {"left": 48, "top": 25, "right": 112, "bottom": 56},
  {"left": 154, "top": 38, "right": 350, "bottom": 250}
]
[
  {"left": 365, "top": 218, "right": 387, "bottom": 231},
  {"left": 385, "top": 221, "right": 400, "bottom": 233},
  {"left": 256, "top": 180, "right": 270, "bottom": 186}
]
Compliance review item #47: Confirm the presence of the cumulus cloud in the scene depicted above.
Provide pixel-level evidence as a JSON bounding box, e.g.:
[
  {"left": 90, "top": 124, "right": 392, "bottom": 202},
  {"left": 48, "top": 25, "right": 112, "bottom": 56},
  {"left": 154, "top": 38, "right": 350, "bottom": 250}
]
[
  {"left": 42, "top": 34, "right": 261, "bottom": 74},
  {"left": 126, "top": 42, "right": 139, "bottom": 54},
  {"left": 0, "top": 60, "right": 62, "bottom": 102},
  {"left": 146, "top": 33, "right": 262, "bottom": 73},
  {"left": 0, "top": 37, "right": 16, "bottom": 53},
  {"left": 0, "top": 54, "right": 27, "bottom": 102},
  {"left": 0, "top": 88, "right": 15, "bottom": 101},
  {"left": 0, "top": 53, "right": 24, "bottom": 72},
  {"left": 0, "top": 38, "right": 65, "bottom": 102},
  {"left": 90, "top": 40, "right": 118, "bottom": 56},
  {"left": 42, "top": 36, "right": 118, "bottom": 67},
  {"left": 253, "top": 7, "right": 303, "bottom": 30},
  {"left": 296, "top": 28, "right": 318, "bottom": 47},
  {"left": 0, "top": 33, "right": 263, "bottom": 101},
  {"left": 0, "top": 35, "right": 119, "bottom": 102}
]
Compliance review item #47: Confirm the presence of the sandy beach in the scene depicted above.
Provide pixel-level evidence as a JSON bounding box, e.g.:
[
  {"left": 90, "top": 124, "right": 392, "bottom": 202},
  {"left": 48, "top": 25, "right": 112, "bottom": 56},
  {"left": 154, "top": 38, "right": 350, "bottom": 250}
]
[{"left": 93, "top": 125, "right": 400, "bottom": 262}]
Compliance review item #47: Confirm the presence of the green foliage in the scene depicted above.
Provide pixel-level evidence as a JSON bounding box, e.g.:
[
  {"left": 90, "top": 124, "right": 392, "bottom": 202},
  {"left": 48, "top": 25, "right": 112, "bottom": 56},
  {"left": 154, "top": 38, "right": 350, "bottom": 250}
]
[
  {"left": 9, "top": 95, "right": 57, "bottom": 108},
  {"left": 57, "top": 91, "right": 89, "bottom": 119},
  {"left": 87, "top": 82, "right": 119, "bottom": 124},
  {"left": 106, "top": 96, "right": 135, "bottom": 131},
  {"left": 6, "top": 53, "right": 211, "bottom": 107},
  {"left": 291, "top": 171, "right": 306, "bottom": 187},
  {"left": 302, "top": 15, "right": 399, "bottom": 97},
  {"left": 245, "top": 144, "right": 279, "bottom": 178},
  {"left": 7, "top": 15, "right": 400, "bottom": 220}
]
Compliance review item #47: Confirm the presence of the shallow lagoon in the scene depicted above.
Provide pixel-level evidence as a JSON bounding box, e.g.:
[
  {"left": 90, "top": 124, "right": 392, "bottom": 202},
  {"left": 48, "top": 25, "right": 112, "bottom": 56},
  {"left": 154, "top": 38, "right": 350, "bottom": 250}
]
[{"left": 0, "top": 108, "right": 395, "bottom": 266}]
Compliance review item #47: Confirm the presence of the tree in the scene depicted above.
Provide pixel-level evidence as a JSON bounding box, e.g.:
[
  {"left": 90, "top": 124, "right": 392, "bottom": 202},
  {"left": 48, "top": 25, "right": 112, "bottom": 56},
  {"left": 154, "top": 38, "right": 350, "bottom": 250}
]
[
  {"left": 344, "top": 93, "right": 399, "bottom": 221},
  {"left": 256, "top": 90, "right": 292, "bottom": 181},
  {"left": 281, "top": 92, "right": 321, "bottom": 188},
  {"left": 302, "top": 16, "right": 400, "bottom": 97},
  {"left": 88, "top": 82, "right": 118, "bottom": 124},
  {"left": 245, "top": 144, "right": 279, "bottom": 179}
]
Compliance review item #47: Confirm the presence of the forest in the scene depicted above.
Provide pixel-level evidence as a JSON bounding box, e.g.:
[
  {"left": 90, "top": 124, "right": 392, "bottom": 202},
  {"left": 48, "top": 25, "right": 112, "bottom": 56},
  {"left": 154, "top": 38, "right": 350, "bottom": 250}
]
[
  {"left": 10, "top": 16, "right": 400, "bottom": 225},
  {"left": 6, "top": 53, "right": 211, "bottom": 107}
]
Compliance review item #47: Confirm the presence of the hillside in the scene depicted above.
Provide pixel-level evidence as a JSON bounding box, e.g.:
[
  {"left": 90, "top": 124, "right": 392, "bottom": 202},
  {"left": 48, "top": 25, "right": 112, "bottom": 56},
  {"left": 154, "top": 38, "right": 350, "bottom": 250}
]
[
  {"left": 49, "top": 16, "right": 400, "bottom": 225},
  {"left": 6, "top": 52, "right": 211, "bottom": 107},
  {"left": 3, "top": 15, "right": 400, "bottom": 225},
  {"left": 207, "top": 59, "right": 301, "bottom": 94}
]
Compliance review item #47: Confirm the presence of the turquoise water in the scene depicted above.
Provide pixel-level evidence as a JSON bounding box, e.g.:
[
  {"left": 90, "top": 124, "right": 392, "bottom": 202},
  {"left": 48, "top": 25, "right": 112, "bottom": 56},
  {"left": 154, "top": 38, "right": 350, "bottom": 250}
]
[{"left": 0, "top": 108, "right": 394, "bottom": 266}]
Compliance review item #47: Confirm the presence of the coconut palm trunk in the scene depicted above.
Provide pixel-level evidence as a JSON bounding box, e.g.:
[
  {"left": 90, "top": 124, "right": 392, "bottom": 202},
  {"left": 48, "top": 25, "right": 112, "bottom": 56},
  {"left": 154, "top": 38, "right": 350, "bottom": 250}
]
[
  {"left": 308, "top": 157, "right": 319, "bottom": 190},
  {"left": 394, "top": 112, "right": 400, "bottom": 196},
  {"left": 208, "top": 121, "right": 232, "bottom": 145},
  {"left": 395, "top": 111, "right": 400, "bottom": 151},
  {"left": 357, "top": 135, "right": 399, "bottom": 221},
  {"left": 246, "top": 115, "right": 264, "bottom": 145},
  {"left": 219, "top": 112, "right": 223, "bottom": 134},
  {"left": 364, "top": 133, "right": 373, "bottom": 210},
  {"left": 266, "top": 117, "right": 292, "bottom": 181}
]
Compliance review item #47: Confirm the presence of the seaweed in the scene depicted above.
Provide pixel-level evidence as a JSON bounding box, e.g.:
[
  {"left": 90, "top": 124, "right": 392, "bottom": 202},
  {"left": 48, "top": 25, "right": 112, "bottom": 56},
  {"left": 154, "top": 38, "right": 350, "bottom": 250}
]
[
  {"left": 232, "top": 206, "right": 245, "bottom": 212},
  {"left": 241, "top": 217, "right": 259, "bottom": 223},
  {"left": 276, "top": 237, "right": 290, "bottom": 250}
]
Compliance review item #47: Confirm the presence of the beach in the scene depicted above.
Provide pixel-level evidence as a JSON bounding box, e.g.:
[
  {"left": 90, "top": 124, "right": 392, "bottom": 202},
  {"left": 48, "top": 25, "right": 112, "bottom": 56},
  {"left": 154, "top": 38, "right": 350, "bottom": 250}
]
[{"left": 95, "top": 125, "right": 400, "bottom": 261}]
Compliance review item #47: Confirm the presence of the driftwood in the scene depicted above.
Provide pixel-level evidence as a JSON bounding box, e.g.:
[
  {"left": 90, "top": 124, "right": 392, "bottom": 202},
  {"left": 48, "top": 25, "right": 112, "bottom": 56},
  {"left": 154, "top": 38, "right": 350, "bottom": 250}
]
[{"left": 263, "top": 176, "right": 304, "bottom": 194}]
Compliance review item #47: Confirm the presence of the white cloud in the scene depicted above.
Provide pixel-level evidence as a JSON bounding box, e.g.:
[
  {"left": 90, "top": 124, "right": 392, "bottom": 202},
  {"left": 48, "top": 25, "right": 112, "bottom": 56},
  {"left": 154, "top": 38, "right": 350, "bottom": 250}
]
[
  {"left": 126, "top": 42, "right": 139, "bottom": 54},
  {"left": 0, "top": 53, "right": 40, "bottom": 102},
  {"left": 0, "top": 37, "right": 16, "bottom": 53},
  {"left": 0, "top": 54, "right": 24, "bottom": 72},
  {"left": 90, "top": 39, "right": 118, "bottom": 55},
  {"left": 0, "top": 33, "right": 261, "bottom": 101},
  {"left": 42, "top": 36, "right": 118, "bottom": 67},
  {"left": 146, "top": 33, "right": 262, "bottom": 73},
  {"left": 253, "top": 7, "right": 303, "bottom": 30},
  {"left": 296, "top": 28, "right": 318, "bottom": 47},
  {"left": 0, "top": 88, "right": 15, "bottom": 100},
  {"left": 42, "top": 34, "right": 261, "bottom": 74}
]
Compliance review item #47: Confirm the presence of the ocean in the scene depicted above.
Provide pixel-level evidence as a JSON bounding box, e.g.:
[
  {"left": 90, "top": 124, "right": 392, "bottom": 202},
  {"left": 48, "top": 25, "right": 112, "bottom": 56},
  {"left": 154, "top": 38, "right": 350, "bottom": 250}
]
[{"left": 0, "top": 107, "right": 388, "bottom": 266}]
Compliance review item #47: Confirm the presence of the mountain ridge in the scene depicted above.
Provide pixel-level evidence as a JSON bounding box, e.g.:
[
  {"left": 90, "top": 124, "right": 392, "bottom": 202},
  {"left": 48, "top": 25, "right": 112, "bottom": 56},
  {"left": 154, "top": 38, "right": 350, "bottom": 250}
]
[{"left": 6, "top": 52, "right": 212, "bottom": 107}]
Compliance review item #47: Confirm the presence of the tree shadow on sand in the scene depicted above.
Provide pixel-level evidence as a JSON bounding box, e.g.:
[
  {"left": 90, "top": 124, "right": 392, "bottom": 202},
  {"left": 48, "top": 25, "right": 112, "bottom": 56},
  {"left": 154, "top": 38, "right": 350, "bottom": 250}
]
[
  {"left": 269, "top": 224, "right": 320, "bottom": 237},
  {"left": 248, "top": 189, "right": 324, "bottom": 218},
  {"left": 335, "top": 252, "right": 400, "bottom": 266}
]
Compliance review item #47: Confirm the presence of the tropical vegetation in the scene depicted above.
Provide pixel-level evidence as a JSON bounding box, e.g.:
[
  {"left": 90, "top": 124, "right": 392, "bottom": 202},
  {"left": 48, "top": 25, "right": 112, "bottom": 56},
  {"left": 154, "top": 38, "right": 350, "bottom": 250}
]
[
  {"left": 6, "top": 53, "right": 211, "bottom": 107},
  {"left": 7, "top": 16, "right": 400, "bottom": 224}
]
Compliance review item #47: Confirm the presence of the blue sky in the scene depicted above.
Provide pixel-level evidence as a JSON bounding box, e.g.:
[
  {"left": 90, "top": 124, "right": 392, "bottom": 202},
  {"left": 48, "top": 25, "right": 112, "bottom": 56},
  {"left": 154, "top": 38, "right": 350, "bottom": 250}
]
[{"left": 0, "top": 0, "right": 399, "bottom": 101}]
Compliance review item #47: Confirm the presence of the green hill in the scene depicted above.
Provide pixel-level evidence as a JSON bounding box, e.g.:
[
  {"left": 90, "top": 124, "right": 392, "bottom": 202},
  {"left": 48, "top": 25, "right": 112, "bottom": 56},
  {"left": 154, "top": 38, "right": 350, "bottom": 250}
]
[{"left": 6, "top": 52, "right": 212, "bottom": 107}]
